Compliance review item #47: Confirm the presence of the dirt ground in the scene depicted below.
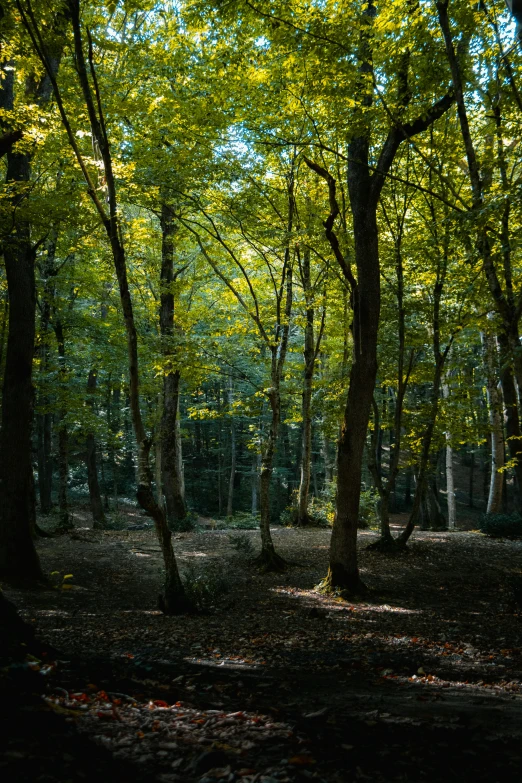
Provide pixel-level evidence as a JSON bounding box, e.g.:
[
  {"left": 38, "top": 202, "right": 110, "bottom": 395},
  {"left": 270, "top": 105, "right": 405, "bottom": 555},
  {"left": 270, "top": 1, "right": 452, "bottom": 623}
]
[{"left": 2, "top": 511, "right": 522, "bottom": 782}]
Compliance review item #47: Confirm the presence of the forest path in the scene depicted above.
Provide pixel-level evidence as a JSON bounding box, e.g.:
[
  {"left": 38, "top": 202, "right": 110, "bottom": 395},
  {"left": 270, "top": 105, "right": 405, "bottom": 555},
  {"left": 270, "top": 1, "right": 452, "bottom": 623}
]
[{"left": 3, "top": 522, "right": 522, "bottom": 781}]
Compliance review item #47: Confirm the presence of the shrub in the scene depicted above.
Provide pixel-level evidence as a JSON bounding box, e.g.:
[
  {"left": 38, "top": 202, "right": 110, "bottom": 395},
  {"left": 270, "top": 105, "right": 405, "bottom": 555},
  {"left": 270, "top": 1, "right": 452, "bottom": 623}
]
[
  {"left": 182, "top": 564, "right": 230, "bottom": 611},
  {"left": 223, "top": 513, "right": 260, "bottom": 530},
  {"left": 281, "top": 483, "right": 378, "bottom": 529},
  {"left": 479, "top": 513, "right": 522, "bottom": 538},
  {"left": 170, "top": 511, "right": 197, "bottom": 533},
  {"left": 358, "top": 488, "right": 380, "bottom": 529}
]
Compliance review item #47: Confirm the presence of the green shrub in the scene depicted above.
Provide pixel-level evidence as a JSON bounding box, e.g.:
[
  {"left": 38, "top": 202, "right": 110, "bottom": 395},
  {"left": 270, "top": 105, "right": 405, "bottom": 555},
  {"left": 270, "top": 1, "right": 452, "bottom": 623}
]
[
  {"left": 223, "top": 513, "right": 260, "bottom": 530},
  {"left": 358, "top": 487, "right": 379, "bottom": 529},
  {"left": 479, "top": 513, "right": 522, "bottom": 538},
  {"left": 281, "top": 483, "right": 378, "bottom": 529},
  {"left": 182, "top": 564, "right": 230, "bottom": 611},
  {"left": 170, "top": 510, "right": 197, "bottom": 533}
]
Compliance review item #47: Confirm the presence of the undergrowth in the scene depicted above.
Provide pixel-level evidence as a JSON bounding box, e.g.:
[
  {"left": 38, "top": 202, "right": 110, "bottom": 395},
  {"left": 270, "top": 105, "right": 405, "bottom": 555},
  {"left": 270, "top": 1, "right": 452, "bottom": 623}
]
[{"left": 181, "top": 564, "right": 231, "bottom": 611}]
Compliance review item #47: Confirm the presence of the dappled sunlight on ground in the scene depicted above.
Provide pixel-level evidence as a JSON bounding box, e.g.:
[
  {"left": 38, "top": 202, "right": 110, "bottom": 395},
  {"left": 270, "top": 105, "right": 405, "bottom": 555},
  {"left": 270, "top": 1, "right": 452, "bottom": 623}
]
[{"left": 4, "top": 522, "right": 522, "bottom": 781}]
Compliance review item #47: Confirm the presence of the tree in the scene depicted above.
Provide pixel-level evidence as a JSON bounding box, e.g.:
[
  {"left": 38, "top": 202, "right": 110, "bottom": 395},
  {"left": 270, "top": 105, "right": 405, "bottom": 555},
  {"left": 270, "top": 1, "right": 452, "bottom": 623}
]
[
  {"left": 19, "top": 0, "right": 189, "bottom": 612},
  {"left": 0, "top": 2, "right": 69, "bottom": 584}
]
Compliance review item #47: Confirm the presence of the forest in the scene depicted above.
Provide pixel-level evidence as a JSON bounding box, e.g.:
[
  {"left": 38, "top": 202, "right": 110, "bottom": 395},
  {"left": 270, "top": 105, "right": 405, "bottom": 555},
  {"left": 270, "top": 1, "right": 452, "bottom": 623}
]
[{"left": 2, "top": 0, "right": 522, "bottom": 781}]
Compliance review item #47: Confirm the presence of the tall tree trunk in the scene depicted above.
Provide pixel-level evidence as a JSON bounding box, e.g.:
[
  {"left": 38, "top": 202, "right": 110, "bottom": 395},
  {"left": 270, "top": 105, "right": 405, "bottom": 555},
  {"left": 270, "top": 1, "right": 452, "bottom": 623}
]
[
  {"left": 85, "top": 369, "right": 105, "bottom": 528},
  {"left": 258, "top": 383, "right": 285, "bottom": 569},
  {"left": 468, "top": 447, "right": 475, "bottom": 509},
  {"left": 27, "top": 1, "right": 190, "bottom": 611},
  {"left": 254, "top": 177, "right": 294, "bottom": 570},
  {"left": 36, "top": 412, "right": 53, "bottom": 514},
  {"left": 0, "top": 8, "right": 69, "bottom": 583},
  {"left": 256, "top": 255, "right": 293, "bottom": 569},
  {"left": 36, "top": 228, "right": 59, "bottom": 514},
  {"left": 481, "top": 331, "right": 504, "bottom": 513},
  {"left": 110, "top": 384, "right": 120, "bottom": 508},
  {"left": 0, "top": 291, "right": 8, "bottom": 386},
  {"left": 226, "top": 377, "right": 236, "bottom": 518},
  {"left": 305, "top": 4, "right": 452, "bottom": 586},
  {"left": 159, "top": 202, "right": 187, "bottom": 528},
  {"left": 251, "top": 453, "right": 259, "bottom": 515},
  {"left": 398, "top": 356, "right": 447, "bottom": 545},
  {"left": 498, "top": 334, "right": 522, "bottom": 511},
  {"left": 297, "top": 249, "right": 315, "bottom": 526},
  {"left": 442, "top": 378, "right": 457, "bottom": 530},
  {"left": 437, "top": 2, "right": 522, "bottom": 509},
  {"left": 0, "top": 150, "right": 42, "bottom": 584},
  {"left": 52, "top": 318, "right": 71, "bottom": 529}
]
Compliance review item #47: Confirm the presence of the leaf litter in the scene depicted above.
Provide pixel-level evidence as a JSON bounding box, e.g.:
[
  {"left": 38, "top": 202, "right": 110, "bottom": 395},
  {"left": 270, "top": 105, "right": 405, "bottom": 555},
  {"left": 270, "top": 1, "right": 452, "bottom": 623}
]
[{"left": 3, "top": 519, "right": 522, "bottom": 781}]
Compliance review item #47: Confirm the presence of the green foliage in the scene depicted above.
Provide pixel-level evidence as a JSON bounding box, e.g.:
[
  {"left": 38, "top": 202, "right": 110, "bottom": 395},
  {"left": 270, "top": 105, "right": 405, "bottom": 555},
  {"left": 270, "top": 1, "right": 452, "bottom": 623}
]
[
  {"left": 181, "top": 564, "right": 230, "bottom": 611},
  {"left": 221, "top": 513, "right": 260, "bottom": 530},
  {"left": 280, "top": 484, "right": 378, "bottom": 529},
  {"left": 170, "top": 511, "right": 197, "bottom": 533},
  {"left": 479, "top": 514, "right": 522, "bottom": 539}
]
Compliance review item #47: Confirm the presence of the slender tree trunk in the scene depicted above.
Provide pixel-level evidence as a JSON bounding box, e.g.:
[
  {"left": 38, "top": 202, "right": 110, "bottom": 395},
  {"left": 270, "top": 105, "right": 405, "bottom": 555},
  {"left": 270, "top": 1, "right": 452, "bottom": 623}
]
[
  {"left": 226, "top": 377, "right": 236, "bottom": 518},
  {"left": 257, "top": 254, "right": 293, "bottom": 570},
  {"left": 442, "top": 378, "right": 456, "bottom": 530},
  {"left": 36, "top": 228, "right": 59, "bottom": 515},
  {"left": 52, "top": 318, "right": 71, "bottom": 529},
  {"left": 297, "top": 248, "right": 315, "bottom": 526},
  {"left": 468, "top": 447, "right": 475, "bottom": 509},
  {"left": 438, "top": 2, "right": 522, "bottom": 510},
  {"left": 258, "top": 383, "right": 286, "bottom": 569},
  {"left": 254, "top": 175, "right": 294, "bottom": 570},
  {"left": 398, "top": 357, "right": 446, "bottom": 544},
  {"left": 23, "top": 0, "right": 188, "bottom": 610},
  {"left": 251, "top": 453, "right": 259, "bottom": 515},
  {"left": 110, "top": 384, "right": 120, "bottom": 508},
  {"left": 86, "top": 370, "right": 105, "bottom": 528},
  {"left": 498, "top": 334, "right": 522, "bottom": 511},
  {"left": 322, "top": 429, "right": 333, "bottom": 486},
  {"left": 481, "top": 331, "right": 504, "bottom": 513}
]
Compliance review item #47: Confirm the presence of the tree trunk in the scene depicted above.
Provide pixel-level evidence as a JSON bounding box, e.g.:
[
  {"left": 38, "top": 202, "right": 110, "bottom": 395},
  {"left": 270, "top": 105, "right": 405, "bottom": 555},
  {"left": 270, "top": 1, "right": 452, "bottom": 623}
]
[
  {"left": 325, "top": 190, "right": 379, "bottom": 591},
  {"left": 0, "top": 6, "right": 69, "bottom": 583},
  {"left": 24, "top": 0, "right": 188, "bottom": 609},
  {"left": 442, "top": 378, "right": 457, "bottom": 530},
  {"left": 498, "top": 334, "right": 522, "bottom": 511},
  {"left": 256, "top": 254, "right": 293, "bottom": 570},
  {"left": 110, "top": 384, "right": 120, "bottom": 508},
  {"left": 297, "top": 248, "right": 315, "bottom": 526},
  {"left": 159, "top": 202, "right": 187, "bottom": 529},
  {"left": 226, "top": 377, "right": 236, "bottom": 517},
  {"left": 481, "top": 331, "right": 504, "bottom": 513},
  {"left": 52, "top": 318, "right": 71, "bottom": 530},
  {"left": 398, "top": 355, "right": 447, "bottom": 546},
  {"left": 257, "top": 384, "right": 285, "bottom": 570},
  {"left": 0, "top": 148, "right": 43, "bottom": 585},
  {"left": 468, "top": 447, "right": 475, "bottom": 509},
  {"left": 251, "top": 453, "right": 259, "bottom": 515},
  {"left": 36, "top": 412, "right": 53, "bottom": 514},
  {"left": 0, "top": 292, "right": 8, "bottom": 386},
  {"left": 86, "top": 370, "right": 105, "bottom": 528}
]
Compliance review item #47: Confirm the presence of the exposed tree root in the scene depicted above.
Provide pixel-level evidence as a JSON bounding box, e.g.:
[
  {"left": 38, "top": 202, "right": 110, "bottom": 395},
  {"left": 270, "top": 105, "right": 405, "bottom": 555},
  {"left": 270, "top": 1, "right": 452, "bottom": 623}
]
[
  {"left": 366, "top": 537, "right": 408, "bottom": 554},
  {"left": 253, "top": 547, "right": 287, "bottom": 572},
  {"left": 315, "top": 564, "right": 368, "bottom": 599}
]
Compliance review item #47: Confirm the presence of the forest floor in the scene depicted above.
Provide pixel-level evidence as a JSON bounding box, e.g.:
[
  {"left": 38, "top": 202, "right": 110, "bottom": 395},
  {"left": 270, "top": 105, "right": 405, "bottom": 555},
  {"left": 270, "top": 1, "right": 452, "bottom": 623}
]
[{"left": 2, "top": 509, "right": 522, "bottom": 782}]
